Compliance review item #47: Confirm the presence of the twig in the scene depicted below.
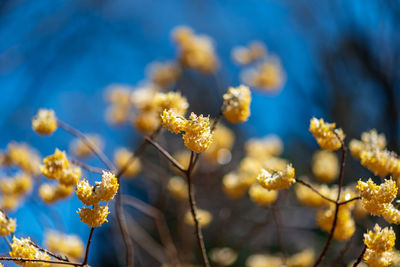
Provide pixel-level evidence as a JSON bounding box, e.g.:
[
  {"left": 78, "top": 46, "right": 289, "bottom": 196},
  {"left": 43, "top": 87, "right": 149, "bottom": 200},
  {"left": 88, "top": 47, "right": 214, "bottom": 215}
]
[
  {"left": 295, "top": 178, "right": 336, "bottom": 204},
  {"left": 82, "top": 227, "right": 94, "bottom": 266},
  {"left": 185, "top": 151, "right": 210, "bottom": 267},
  {"left": 122, "top": 195, "right": 180, "bottom": 266},
  {"left": 70, "top": 160, "right": 103, "bottom": 174},
  {"left": 352, "top": 245, "right": 367, "bottom": 267},
  {"left": 0, "top": 257, "right": 81, "bottom": 266},
  {"left": 338, "top": 196, "right": 361, "bottom": 206},
  {"left": 57, "top": 120, "right": 115, "bottom": 171},
  {"left": 144, "top": 136, "right": 185, "bottom": 173},
  {"left": 313, "top": 131, "right": 347, "bottom": 267},
  {"left": 30, "top": 240, "right": 68, "bottom": 262}
]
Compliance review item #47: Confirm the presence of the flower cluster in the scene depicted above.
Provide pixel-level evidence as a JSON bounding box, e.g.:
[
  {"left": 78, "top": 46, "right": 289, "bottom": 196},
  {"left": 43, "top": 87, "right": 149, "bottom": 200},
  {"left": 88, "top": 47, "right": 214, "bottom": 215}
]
[
  {"left": 363, "top": 224, "right": 396, "bottom": 267},
  {"left": 172, "top": 26, "right": 219, "bottom": 74},
  {"left": 316, "top": 204, "right": 355, "bottom": 241},
  {"left": 231, "top": 41, "right": 267, "bottom": 65},
  {"left": 202, "top": 124, "right": 235, "bottom": 165},
  {"left": 113, "top": 148, "right": 142, "bottom": 178},
  {"left": 70, "top": 134, "right": 103, "bottom": 158},
  {"left": 39, "top": 149, "right": 81, "bottom": 203},
  {"left": 209, "top": 247, "right": 238, "bottom": 266},
  {"left": 312, "top": 150, "right": 339, "bottom": 183},
  {"left": 167, "top": 176, "right": 188, "bottom": 200},
  {"left": 0, "top": 211, "right": 16, "bottom": 236},
  {"left": 146, "top": 61, "right": 181, "bottom": 89},
  {"left": 44, "top": 230, "right": 84, "bottom": 261},
  {"left": 105, "top": 84, "right": 134, "bottom": 125},
  {"left": 76, "top": 171, "right": 118, "bottom": 227},
  {"left": 2, "top": 142, "right": 41, "bottom": 176},
  {"left": 0, "top": 173, "right": 32, "bottom": 211},
  {"left": 10, "top": 236, "right": 51, "bottom": 267},
  {"left": 161, "top": 111, "right": 213, "bottom": 153},
  {"left": 309, "top": 117, "right": 345, "bottom": 151},
  {"left": 256, "top": 164, "right": 296, "bottom": 190},
  {"left": 222, "top": 85, "right": 251, "bottom": 123},
  {"left": 32, "top": 109, "right": 58, "bottom": 136}
]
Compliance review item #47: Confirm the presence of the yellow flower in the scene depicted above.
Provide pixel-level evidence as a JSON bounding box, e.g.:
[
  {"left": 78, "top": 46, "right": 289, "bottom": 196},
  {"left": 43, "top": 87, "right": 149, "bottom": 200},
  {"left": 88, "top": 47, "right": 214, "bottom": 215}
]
[
  {"left": 364, "top": 249, "right": 392, "bottom": 267},
  {"left": 184, "top": 209, "right": 212, "bottom": 228},
  {"left": 256, "top": 164, "right": 295, "bottom": 190},
  {"left": 106, "top": 105, "right": 131, "bottom": 125},
  {"left": 105, "top": 84, "right": 132, "bottom": 108},
  {"left": 286, "top": 249, "right": 315, "bottom": 267},
  {"left": 114, "top": 148, "right": 141, "bottom": 178},
  {"left": 182, "top": 113, "right": 213, "bottom": 153},
  {"left": 316, "top": 204, "right": 355, "bottom": 241},
  {"left": 222, "top": 172, "right": 247, "bottom": 200},
  {"left": 39, "top": 183, "right": 74, "bottom": 203},
  {"left": 76, "top": 171, "right": 119, "bottom": 206},
  {"left": 58, "top": 165, "right": 81, "bottom": 186},
  {"left": 209, "top": 247, "right": 238, "bottom": 266},
  {"left": 294, "top": 180, "right": 331, "bottom": 208},
  {"left": 312, "top": 150, "right": 339, "bottom": 183},
  {"left": 237, "top": 157, "right": 262, "bottom": 188},
  {"left": 160, "top": 109, "right": 188, "bottom": 134},
  {"left": 40, "top": 149, "right": 69, "bottom": 180},
  {"left": 32, "top": 109, "right": 57, "bottom": 135},
  {"left": 10, "top": 236, "right": 51, "bottom": 267},
  {"left": 360, "top": 149, "right": 392, "bottom": 177},
  {"left": 0, "top": 172, "right": 32, "bottom": 197},
  {"left": 167, "top": 176, "right": 188, "bottom": 200},
  {"left": 154, "top": 91, "right": 189, "bottom": 116},
  {"left": 5, "top": 142, "right": 41, "bottom": 176},
  {"left": 203, "top": 124, "right": 235, "bottom": 164},
  {"left": 0, "top": 211, "right": 16, "bottom": 236},
  {"left": 146, "top": 61, "right": 181, "bottom": 88},
  {"left": 383, "top": 204, "right": 400, "bottom": 224},
  {"left": 364, "top": 224, "right": 395, "bottom": 253},
  {"left": 78, "top": 204, "right": 110, "bottom": 227},
  {"left": 349, "top": 129, "right": 386, "bottom": 159},
  {"left": 0, "top": 195, "right": 19, "bottom": 211},
  {"left": 231, "top": 41, "right": 267, "bottom": 65},
  {"left": 246, "top": 254, "right": 283, "bottom": 267},
  {"left": 249, "top": 182, "right": 278, "bottom": 206},
  {"left": 356, "top": 178, "right": 397, "bottom": 216},
  {"left": 309, "top": 117, "right": 345, "bottom": 151},
  {"left": 133, "top": 110, "right": 161, "bottom": 134},
  {"left": 70, "top": 134, "right": 103, "bottom": 158},
  {"left": 241, "top": 59, "right": 285, "bottom": 92},
  {"left": 45, "top": 230, "right": 84, "bottom": 260},
  {"left": 222, "top": 85, "right": 251, "bottom": 123},
  {"left": 245, "top": 135, "right": 283, "bottom": 159}
]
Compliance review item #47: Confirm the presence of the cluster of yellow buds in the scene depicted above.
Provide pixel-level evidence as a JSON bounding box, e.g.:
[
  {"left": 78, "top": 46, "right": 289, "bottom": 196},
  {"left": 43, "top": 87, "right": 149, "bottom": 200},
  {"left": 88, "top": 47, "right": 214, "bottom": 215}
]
[
  {"left": 134, "top": 91, "right": 189, "bottom": 134},
  {"left": 146, "top": 61, "right": 181, "bottom": 89},
  {"left": 32, "top": 109, "right": 58, "bottom": 136},
  {"left": 316, "top": 204, "right": 355, "bottom": 241},
  {"left": 184, "top": 209, "right": 212, "bottom": 228},
  {"left": 113, "top": 148, "right": 141, "bottom": 178},
  {"left": 256, "top": 164, "right": 295, "bottom": 190},
  {"left": 105, "top": 84, "right": 134, "bottom": 125},
  {"left": 231, "top": 41, "right": 267, "bottom": 65},
  {"left": 0, "top": 211, "right": 16, "bottom": 236},
  {"left": 311, "top": 150, "right": 339, "bottom": 183},
  {"left": 172, "top": 26, "right": 219, "bottom": 74},
  {"left": 222, "top": 135, "right": 287, "bottom": 201},
  {"left": 246, "top": 249, "right": 315, "bottom": 267},
  {"left": 44, "top": 230, "right": 84, "bottom": 261},
  {"left": 222, "top": 85, "right": 251, "bottom": 123},
  {"left": 167, "top": 176, "right": 188, "bottom": 200},
  {"left": 241, "top": 58, "right": 286, "bottom": 93},
  {"left": 39, "top": 149, "right": 81, "bottom": 203},
  {"left": 69, "top": 134, "right": 103, "bottom": 158},
  {"left": 248, "top": 182, "right": 278, "bottom": 206},
  {"left": 349, "top": 129, "right": 386, "bottom": 159},
  {"left": 9, "top": 236, "right": 51, "bottom": 266},
  {"left": 294, "top": 178, "right": 332, "bottom": 208},
  {"left": 2, "top": 142, "right": 41, "bottom": 177},
  {"left": 161, "top": 111, "right": 213, "bottom": 153},
  {"left": 356, "top": 178, "right": 397, "bottom": 216},
  {"left": 363, "top": 224, "right": 396, "bottom": 267},
  {"left": 209, "top": 247, "right": 238, "bottom": 266},
  {"left": 76, "top": 171, "right": 118, "bottom": 227},
  {"left": 309, "top": 117, "right": 345, "bottom": 151},
  {"left": 0, "top": 172, "right": 32, "bottom": 211},
  {"left": 202, "top": 124, "right": 235, "bottom": 165}
]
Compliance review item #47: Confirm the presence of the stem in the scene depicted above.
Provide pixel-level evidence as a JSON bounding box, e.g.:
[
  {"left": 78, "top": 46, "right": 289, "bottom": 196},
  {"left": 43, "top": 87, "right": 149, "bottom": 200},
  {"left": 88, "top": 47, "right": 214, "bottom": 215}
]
[
  {"left": 70, "top": 160, "right": 103, "bottom": 174},
  {"left": 144, "top": 136, "right": 185, "bottom": 173},
  {"left": 57, "top": 120, "right": 115, "bottom": 171},
  {"left": 352, "top": 245, "right": 367, "bottom": 267},
  {"left": 272, "top": 204, "right": 287, "bottom": 262},
  {"left": 115, "top": 192, "right": 134, "bottom": 267},
  {"left": 338, "top": 196, "right": 361, "bottom": 206},
  {"left": 295, "top": 178, "right": 336, "bottom": 204},
  {"left": 82, "top": 227, "right": 94, "bottom": 266},
  {"left": 313, "top": 132, "right": 347, "bottom": 267},
  {"left": 0, "top": 257, "right": 81, "bottom": 266},
  {"left": 30, "top": 240, "right": 68, "bottom": 262},
  {"left": 185, "top": 151, "right": 210, "bottom": 267}
]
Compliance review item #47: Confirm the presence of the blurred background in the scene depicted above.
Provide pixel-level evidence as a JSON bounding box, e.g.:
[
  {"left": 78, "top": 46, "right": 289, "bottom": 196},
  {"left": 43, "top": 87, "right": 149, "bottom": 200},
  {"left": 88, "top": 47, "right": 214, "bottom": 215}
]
[{"left": 0, "top": 0, "right": 400, "bottom": 266}]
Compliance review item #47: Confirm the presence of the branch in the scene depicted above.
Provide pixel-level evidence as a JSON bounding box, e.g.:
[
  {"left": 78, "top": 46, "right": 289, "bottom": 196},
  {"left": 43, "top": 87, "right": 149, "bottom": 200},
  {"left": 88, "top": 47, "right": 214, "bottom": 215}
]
[
  {"left": 0, "top": 257, "right": 81, "bottom": 266},
  {"left": 70, "top": 160, "right": 103, "bottom": 174},
  {"left": 352, "top": 245, "right": 367, "bottom": 267},
  {"left": 82, "top": 227, "right": 94, "bottom": 266},
  {"left": 338, "top": 196, "right": 361, "bottom": 206},
  {"left": 295, "top": 178, "right": 336, "bottom": 204}
]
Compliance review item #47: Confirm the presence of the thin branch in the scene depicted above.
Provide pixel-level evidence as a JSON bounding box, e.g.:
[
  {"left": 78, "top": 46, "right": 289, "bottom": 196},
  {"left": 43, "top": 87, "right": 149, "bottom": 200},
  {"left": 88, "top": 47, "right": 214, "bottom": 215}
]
[
  {"left": 295, "top": 178, "right": 336, "bottom": 204},
  {"left": 338, "top": 196, "right": 361, "bottom": 206},
  {"left": 272, "top": 204, "right": 287, "bottom": 262},
  {"left": 57, "top": 120, "right": 115, "bottom": 171},
  {"left": 185, "top": 151, "right": 210, "bottom": 267},
  {"left": 144, "top": 136, "right": 185, "bottom": 173},
  {"left": 122, "top": 195, "right": 180, "bottom": 266},
  {"left": 0, "top": 257, "right": 81, "bottom": 266},
  {"left": 70, "top": 160, "right": 103, "bottom": 174},
  {"left": 352, "top": 245, "right": 367, "bottom": 267},
  {"left": 30, "top": 240, "right": 68, "bottom": 262},
  {"left": 313, "top": 132, "right": 347, "bottom": 267},
  {"left": 82, "top": 227, "right": 94, "bottom": 266}
]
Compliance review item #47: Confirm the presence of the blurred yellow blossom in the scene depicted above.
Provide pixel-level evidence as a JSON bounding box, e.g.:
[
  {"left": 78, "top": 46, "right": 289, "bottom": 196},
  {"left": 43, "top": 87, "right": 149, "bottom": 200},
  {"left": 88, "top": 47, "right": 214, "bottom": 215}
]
[
  {"left": 32, "top": 109, "right": 57, "bottom": 136},
  {"left": 222, "top": 85, "right": 251, "bottom": 123},
  {"left": 45, "top": 230, "right": 84, "bottom": 261},
  {"left": 312, "top": 150, "right": 339, "bottom": 183},
  {"left": 184, "top": 209, "right": 212, "bottom": 228},
  {"left": 70, "top": 134, "right": 103, "bottom": 158},
  {"left": 114, "top": 148, "right": 141, "bottom": 178}
]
